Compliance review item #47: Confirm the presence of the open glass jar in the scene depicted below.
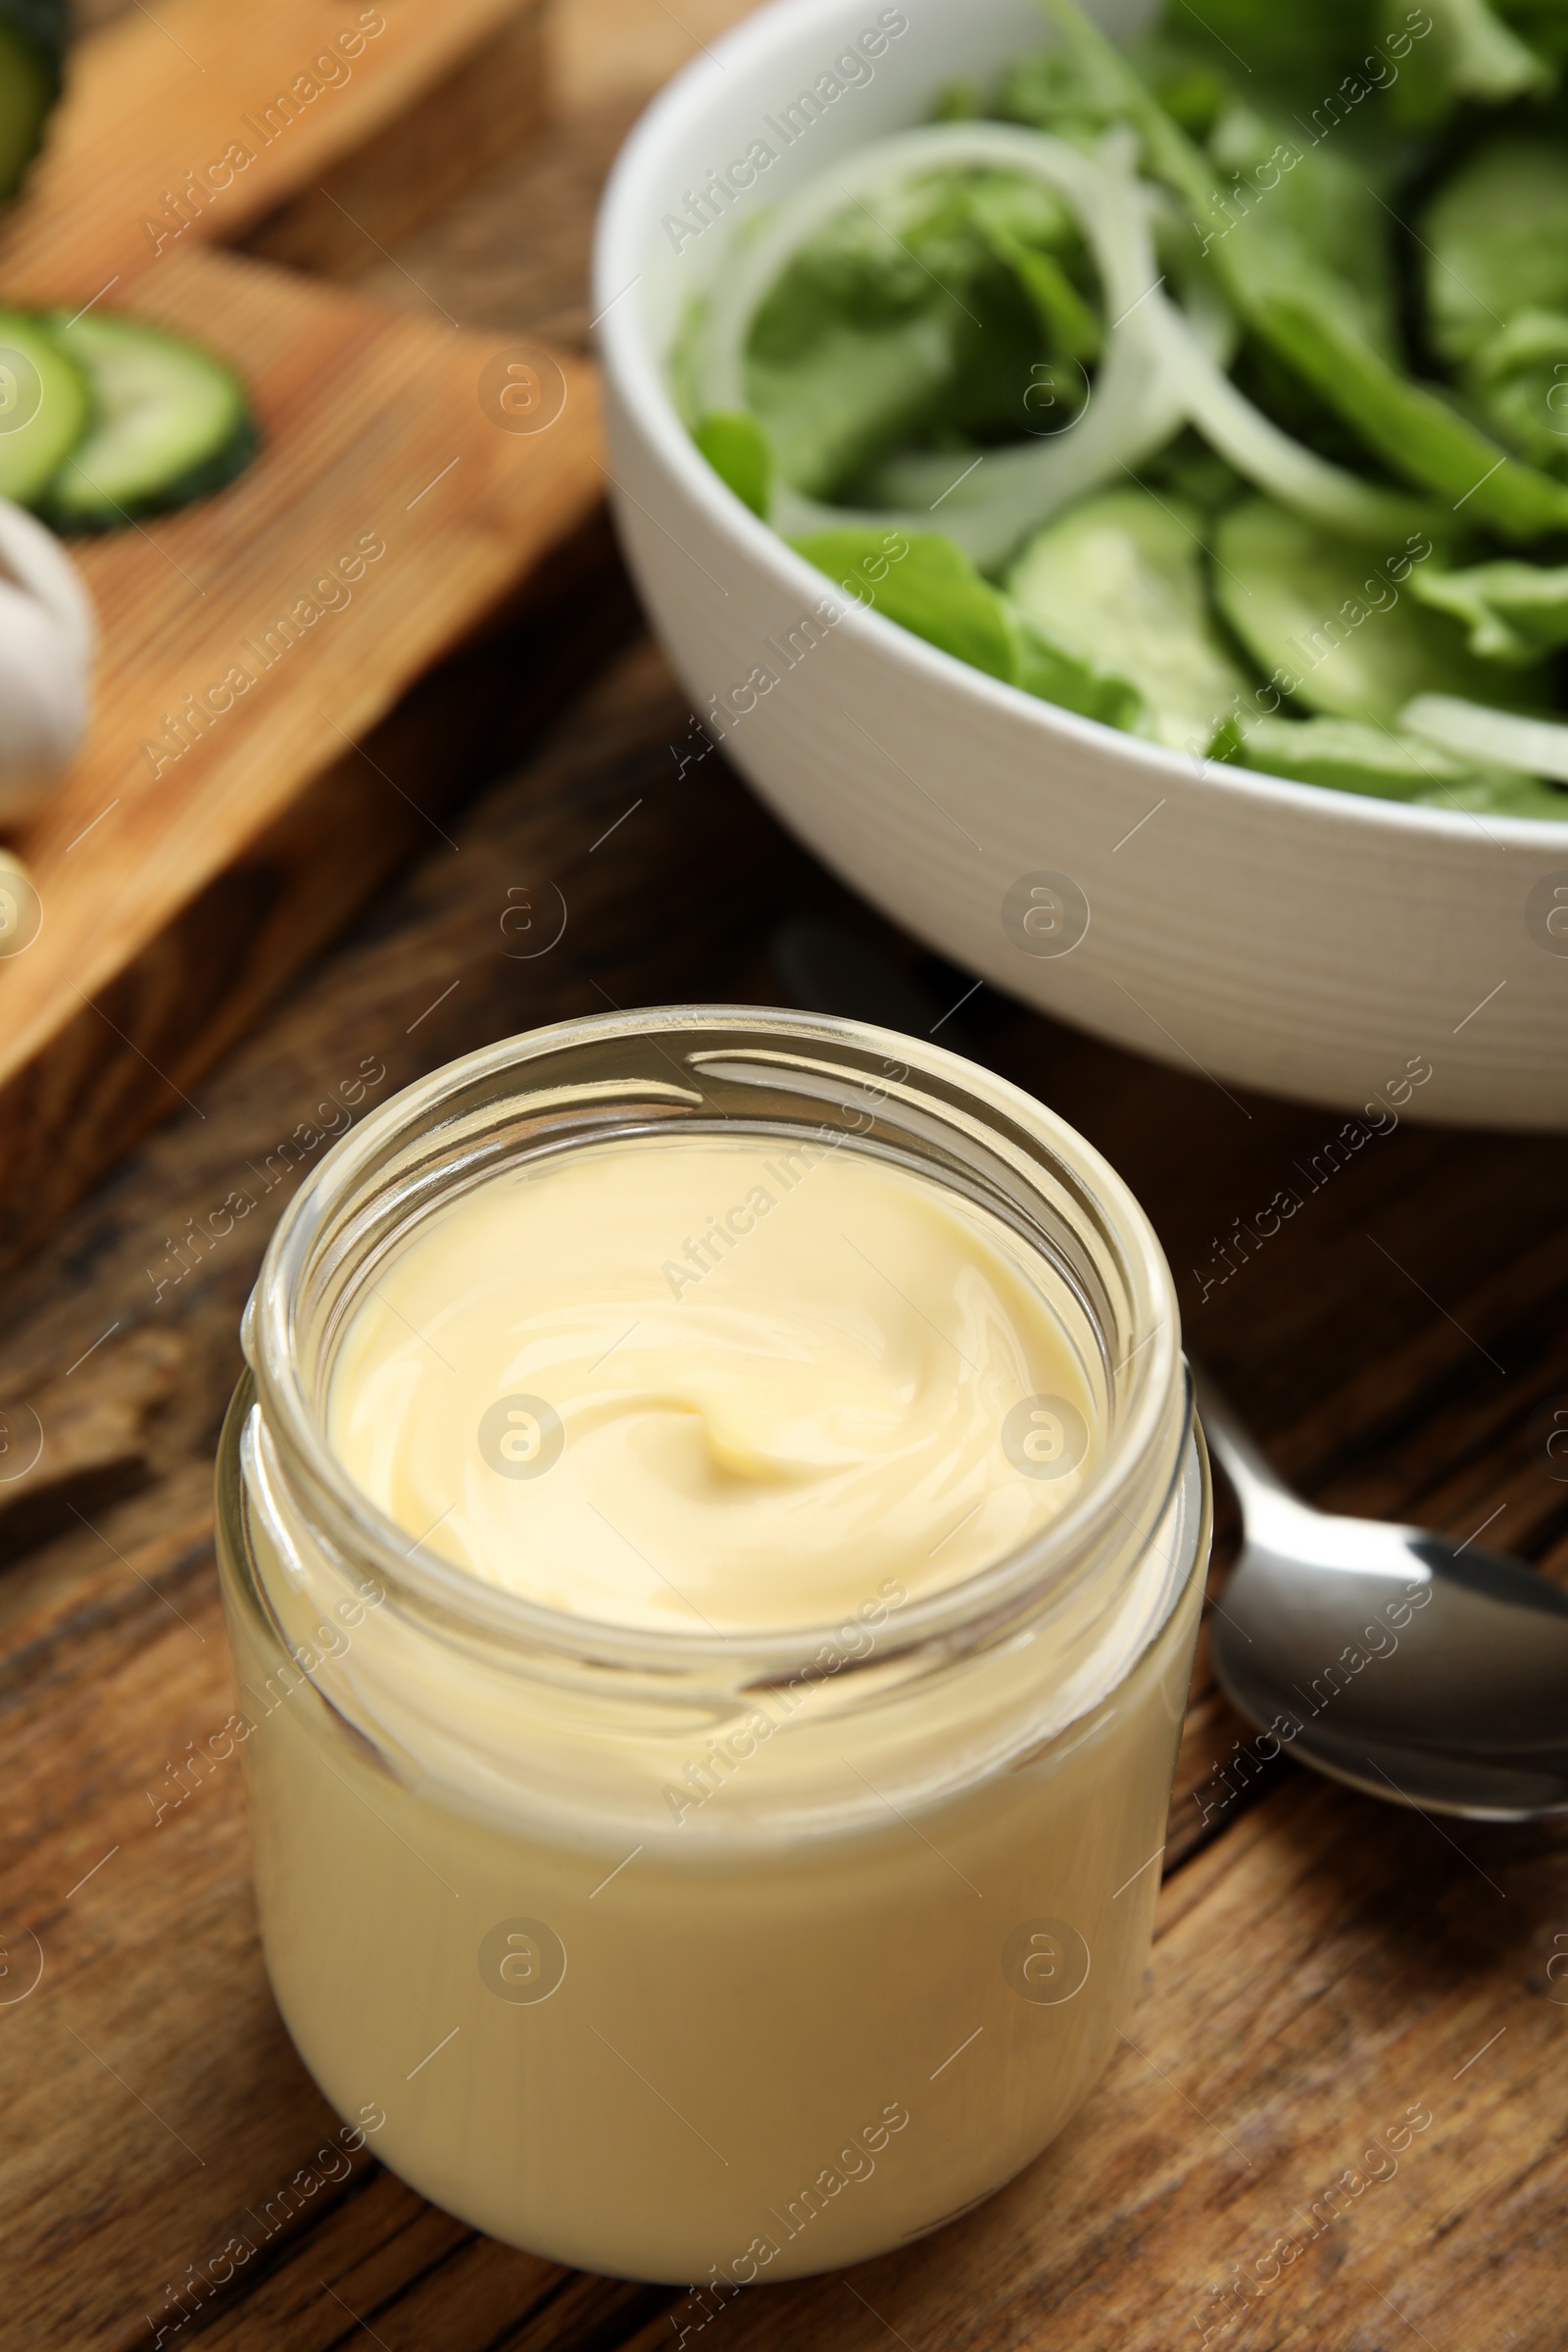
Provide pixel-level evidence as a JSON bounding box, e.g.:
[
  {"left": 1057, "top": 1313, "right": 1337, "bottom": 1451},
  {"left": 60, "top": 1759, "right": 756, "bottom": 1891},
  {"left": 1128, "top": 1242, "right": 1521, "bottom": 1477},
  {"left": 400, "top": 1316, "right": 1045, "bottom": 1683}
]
[{"left": 216, "top": 1007, "right": 1208, "bottom": 2284}]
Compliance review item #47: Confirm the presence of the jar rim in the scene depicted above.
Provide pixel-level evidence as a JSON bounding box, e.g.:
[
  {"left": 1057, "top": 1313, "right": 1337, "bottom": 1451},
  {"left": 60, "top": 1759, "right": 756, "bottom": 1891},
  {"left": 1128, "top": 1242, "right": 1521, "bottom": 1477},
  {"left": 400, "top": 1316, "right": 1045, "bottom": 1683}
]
[{"left": 247, "top": 1004, "right": 1186, "bottom": 1677}]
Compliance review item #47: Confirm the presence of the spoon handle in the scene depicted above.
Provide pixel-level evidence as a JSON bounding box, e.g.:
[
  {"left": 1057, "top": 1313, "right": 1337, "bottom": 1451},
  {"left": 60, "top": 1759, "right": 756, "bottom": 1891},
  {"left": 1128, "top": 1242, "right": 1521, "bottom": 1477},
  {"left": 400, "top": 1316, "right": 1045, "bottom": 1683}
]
[{"left": 1189, "top": 1363, "right": 1308, "bottom": 1527}]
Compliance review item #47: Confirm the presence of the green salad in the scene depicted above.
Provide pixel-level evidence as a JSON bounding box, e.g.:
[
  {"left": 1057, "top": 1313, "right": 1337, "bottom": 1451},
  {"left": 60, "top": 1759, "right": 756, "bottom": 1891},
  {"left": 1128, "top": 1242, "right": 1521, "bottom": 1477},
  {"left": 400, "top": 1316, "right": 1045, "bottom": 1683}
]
[{"left": 679, "top": 0, "right": 1568, "bottom": 818}]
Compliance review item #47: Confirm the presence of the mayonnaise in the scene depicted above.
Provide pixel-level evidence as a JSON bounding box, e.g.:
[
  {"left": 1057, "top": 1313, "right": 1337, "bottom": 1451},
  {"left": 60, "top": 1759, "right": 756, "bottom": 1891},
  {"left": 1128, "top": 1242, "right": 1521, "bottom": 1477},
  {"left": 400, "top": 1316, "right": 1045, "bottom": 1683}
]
[
  {"left": 326, "top": 1132, "right": 1099, "bottom": 1632},
  {"left": 221, "top": 1013, "right": 1207, "bottom": 2285}
]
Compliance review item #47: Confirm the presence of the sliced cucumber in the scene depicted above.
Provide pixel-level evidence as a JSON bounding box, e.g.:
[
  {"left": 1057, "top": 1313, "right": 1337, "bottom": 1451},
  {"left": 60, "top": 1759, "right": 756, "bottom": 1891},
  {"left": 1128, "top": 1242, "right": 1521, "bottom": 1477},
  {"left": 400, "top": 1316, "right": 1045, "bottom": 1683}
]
[
  {"left": 1210, "top": 498, "right": 1530, "bottom": 725},
  {"left": 0, "top": 1, "right": 67, "bottom": 203},
  {"left": 0, "top": 308, "right": 87, "bottom": 504},
  {"left": 42, "top": 311, "right": 256, "bottom": 532},
  {"left": 1223, "top": 712, "right": 1568, "bottom": 817},
  {"left": 1007, "top": 488, "right": 1250, "bottom": 751}
]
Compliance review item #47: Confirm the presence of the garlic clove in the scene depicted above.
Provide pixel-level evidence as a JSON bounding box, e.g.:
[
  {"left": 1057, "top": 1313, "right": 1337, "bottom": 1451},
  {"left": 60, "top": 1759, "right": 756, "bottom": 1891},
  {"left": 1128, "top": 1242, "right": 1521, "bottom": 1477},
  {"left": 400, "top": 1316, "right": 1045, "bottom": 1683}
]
[
  {"left": 0, "top": 847, "right": 41, "bottom": 957},
  {"left": 0, "top": 495, "right": 95, "bottom": 663},
  {"left": 0, "top": 577, "right": 90, "bottom": 825},
  {"left": 0, "top": 495, "right": 94, "bottom": 825}
]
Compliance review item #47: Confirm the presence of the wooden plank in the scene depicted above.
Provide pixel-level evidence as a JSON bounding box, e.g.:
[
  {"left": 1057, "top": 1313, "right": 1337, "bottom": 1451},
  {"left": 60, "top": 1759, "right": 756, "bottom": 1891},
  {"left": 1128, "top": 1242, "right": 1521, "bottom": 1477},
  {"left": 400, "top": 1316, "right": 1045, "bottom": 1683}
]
[
  {"left": 613, "top": 1776, "right": 1568, "bottom": 2352},
  {"left": 0, "top": 0, "right": 550, "bottom": 304},
  {"left": 345, "top": 0, "right": 761, "bottom": 347},
  {"left": 0, "top": 245, "right": 601, "bottom": 1259},
  {"left": 0, "top": 1326, "right": 181, "bottom": 1567},
  {"left": 244, "top": 9, "right": 553, "bottom": 278},
  {"left": 1, "top": 637, "right": 1566, "bottom": 2350}
]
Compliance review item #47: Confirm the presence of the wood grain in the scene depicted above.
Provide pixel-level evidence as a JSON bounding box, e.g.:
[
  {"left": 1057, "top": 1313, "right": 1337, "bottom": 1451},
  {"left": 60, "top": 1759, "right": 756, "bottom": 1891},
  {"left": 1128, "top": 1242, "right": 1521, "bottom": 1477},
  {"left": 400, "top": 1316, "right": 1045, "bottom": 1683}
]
[
  {"left": 0, "top": 1326, "right": 181, "bottom": 1565},
  {"left": 0, "top": 0, "right": 550, "bottom": 304},
  {"left": 243, "top": 9, "right": 553, "bottom": 278},
  {"left": 1, "top": 636, "right": 1565, "bottom": 2352},
  {"left": 0, "top": 244, "right": 601, "bottom": 1259}
]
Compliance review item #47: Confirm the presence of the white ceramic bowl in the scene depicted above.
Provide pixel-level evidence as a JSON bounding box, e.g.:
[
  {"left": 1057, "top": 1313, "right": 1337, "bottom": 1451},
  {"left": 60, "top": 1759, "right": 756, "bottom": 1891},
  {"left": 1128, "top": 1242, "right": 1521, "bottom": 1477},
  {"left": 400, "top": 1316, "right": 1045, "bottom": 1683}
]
[{"left": 594, "top": 0, "right": 1568, "bottom": 1128}]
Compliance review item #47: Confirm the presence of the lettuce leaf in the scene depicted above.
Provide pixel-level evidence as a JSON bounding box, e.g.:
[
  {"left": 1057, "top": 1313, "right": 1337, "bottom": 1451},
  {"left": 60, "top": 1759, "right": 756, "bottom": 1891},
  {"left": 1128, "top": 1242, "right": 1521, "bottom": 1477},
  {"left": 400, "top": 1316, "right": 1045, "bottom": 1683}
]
[
  {"left": 1423, "top": 138, "right": 1568, "bottom": 366},
  {"left": 1496, "top": 0, "right": 1568, "bottom": 66},
  {"left": 1203, "top": 98, "right": 1397, "bottom": 361},
  {"left": 789, "top": 524, "right": 1145, "bottom": 726},
  {"left": 1382, "top": 0, "right": 1552, "bottom": 125},
  {"left": 1420, "top": 139, "right": 1568, "bottom": 469},
  {"left": 694, "top": 412, "right": 771, "bottom": 517},
  {"left": 745, "top": 168, "right": 1099, "bottom": 501},
  {"left": 1409, "top": 556, "right": 1568, "bottom": 660},
  {"left": 793, "top": 526, "right": 1020, "bottom": 679}
]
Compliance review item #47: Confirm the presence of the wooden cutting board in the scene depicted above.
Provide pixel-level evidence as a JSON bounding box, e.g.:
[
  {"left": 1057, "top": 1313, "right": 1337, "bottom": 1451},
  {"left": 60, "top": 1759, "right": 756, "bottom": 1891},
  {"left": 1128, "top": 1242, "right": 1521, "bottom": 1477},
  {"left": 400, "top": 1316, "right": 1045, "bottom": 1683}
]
[
  {"left": 0, "top": 0, "right": 603, "bottom": 1262},
  {"left": 0, "top": 0, "right": 552, "bottom": 302}
]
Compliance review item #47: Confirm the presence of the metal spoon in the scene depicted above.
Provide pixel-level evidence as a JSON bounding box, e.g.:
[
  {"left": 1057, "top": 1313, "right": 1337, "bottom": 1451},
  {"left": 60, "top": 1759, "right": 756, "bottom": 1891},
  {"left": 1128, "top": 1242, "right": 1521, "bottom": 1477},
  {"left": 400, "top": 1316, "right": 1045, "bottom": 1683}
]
[{"left": 1197, "top": 1371, "right": 1568, "bottom": 1820}]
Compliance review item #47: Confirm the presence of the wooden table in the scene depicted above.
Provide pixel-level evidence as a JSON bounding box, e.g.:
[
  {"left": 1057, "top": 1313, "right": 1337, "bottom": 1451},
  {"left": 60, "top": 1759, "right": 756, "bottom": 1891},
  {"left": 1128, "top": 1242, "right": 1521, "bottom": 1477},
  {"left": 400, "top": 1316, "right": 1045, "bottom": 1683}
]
[{"left": 3, "top": 6, "right": 1566, "bottom": 2347}]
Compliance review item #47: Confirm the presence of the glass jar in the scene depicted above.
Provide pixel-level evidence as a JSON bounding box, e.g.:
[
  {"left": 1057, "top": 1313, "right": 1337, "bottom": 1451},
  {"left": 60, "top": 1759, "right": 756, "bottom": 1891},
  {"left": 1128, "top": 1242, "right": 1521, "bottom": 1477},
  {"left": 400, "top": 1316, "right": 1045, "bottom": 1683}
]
[{"left": 216, "top": 1006, "right": 1209, "bottom": 2285}]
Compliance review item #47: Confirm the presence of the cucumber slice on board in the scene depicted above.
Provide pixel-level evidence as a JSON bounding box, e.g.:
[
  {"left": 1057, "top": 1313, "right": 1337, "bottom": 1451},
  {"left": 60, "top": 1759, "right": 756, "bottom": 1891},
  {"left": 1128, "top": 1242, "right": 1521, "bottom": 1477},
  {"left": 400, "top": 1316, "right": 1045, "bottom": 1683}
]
[
  {"left": 42, "top": 312, "right": 256, "bottom": 532},
  {"left": 0, "top": 310, "right": 87, "bottom": 505},
  {"left": 0, "top": 1, "right": 67, "bottom": 203}
]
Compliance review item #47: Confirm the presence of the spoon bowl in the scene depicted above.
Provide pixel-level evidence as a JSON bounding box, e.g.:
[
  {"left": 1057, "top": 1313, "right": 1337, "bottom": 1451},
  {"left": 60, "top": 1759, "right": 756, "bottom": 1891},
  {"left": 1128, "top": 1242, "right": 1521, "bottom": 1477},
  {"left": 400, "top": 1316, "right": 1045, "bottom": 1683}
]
[{"left": 1199, "top": 1374, "right": 1568, "bottom": 1820}]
